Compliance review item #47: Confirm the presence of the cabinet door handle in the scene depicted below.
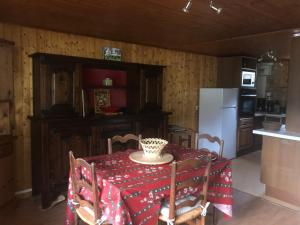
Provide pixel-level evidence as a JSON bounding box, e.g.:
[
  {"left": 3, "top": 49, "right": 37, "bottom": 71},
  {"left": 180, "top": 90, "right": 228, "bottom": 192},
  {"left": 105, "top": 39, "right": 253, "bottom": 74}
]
[{"left": 145, "top": 79, "right": 148, "bottom": 103}]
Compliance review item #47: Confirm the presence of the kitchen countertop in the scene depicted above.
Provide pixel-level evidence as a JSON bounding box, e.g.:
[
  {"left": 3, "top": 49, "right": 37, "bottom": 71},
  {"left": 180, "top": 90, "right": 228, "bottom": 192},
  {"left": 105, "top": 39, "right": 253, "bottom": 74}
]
[
  {"left": 253, "top": 128, "right": 300, "bottom": 142},
  {"left": 254, "top": 112, "right": 286, "bottom": 117}
]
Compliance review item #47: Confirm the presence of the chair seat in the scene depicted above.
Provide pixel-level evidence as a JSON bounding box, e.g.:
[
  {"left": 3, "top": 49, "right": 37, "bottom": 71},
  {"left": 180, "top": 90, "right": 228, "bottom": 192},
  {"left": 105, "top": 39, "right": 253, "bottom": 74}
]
[
  {"left": 76, "top": 206, "right": 95, "bottom": 225},
  {"left": 76, "top": 206, "right": 109, "bottom": 225},
  {"left": 159, "top": 196, "right": 207, "bottom": 224}
]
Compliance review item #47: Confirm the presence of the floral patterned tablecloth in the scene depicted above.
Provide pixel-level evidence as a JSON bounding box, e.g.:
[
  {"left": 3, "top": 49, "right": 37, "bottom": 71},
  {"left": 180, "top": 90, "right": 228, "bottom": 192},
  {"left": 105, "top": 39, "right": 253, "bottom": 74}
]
[{"left": 65, "top": 144, "right": 233, "bottom": 225}]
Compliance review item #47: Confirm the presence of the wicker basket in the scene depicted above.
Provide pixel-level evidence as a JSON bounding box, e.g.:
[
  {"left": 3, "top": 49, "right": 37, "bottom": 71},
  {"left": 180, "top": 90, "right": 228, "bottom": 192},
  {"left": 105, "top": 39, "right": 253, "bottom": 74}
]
[
  {"left": 263, "top": 121, "right": 281, "bottom": 131},
  {"left": 140, "top": 138, "right": 168, "bottom": 159}
]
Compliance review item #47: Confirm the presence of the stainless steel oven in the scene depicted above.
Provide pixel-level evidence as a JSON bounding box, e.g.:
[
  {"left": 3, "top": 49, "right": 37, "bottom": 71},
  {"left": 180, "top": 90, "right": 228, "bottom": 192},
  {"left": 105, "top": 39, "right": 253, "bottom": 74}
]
[{"left": 239, "top": 89, "right": 256, "bottom": 116}]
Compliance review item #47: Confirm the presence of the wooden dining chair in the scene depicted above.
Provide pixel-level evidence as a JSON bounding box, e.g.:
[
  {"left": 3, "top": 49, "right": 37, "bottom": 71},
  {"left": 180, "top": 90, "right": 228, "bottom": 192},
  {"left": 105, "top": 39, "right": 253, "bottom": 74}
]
[
  {"left": 107, "top": 133, "right": 142, "bottom": 154},
  {"left": 159, "top": 154, "right": 212, "bottom": 225},
  {"left": 195, "top": 133, "right": 224, "bottom": 157},
  {"left": 195, "top": 133, "right": 224, "bottom": 225},
  {"left": 69, "top": 151, "right": 109, "bottom": 225}
]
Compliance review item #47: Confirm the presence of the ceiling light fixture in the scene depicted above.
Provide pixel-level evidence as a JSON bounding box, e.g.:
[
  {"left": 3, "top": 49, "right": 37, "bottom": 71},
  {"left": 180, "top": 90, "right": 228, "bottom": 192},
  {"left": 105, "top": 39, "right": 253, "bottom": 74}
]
[
  {"left": 182, "top": 0, "right": 222, "bottom": 14},
  {"left": 210, "top": 0, "right": 222, "bottom": 14},
  {"left": 293, "top": 32, "right": 300, "bottom": 37},
  {"left": 182, "top": 0, "right": 192, "bottom": 13}
]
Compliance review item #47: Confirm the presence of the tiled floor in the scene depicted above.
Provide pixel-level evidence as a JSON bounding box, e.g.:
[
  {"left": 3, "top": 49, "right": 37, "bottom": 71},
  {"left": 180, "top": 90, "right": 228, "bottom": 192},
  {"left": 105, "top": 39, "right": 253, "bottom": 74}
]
[
  {"left": 2, "top": 151, "right": 300, "bottom": 225},
  {"left": 1, "top": 189, "right": 300, "bottom": 225},
  {"left": 232, "top": 150, "right": 265, "bottom": 197}
]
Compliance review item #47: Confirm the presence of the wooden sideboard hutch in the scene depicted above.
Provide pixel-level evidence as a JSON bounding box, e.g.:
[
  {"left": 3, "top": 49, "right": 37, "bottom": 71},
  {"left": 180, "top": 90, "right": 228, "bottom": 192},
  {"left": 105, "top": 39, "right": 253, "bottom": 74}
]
[
  {"left": 30, "top": 53, "right": 170, "bottom": 208},
  {"left": 0, "top": 39, "right": 15, "bottom": 207}
]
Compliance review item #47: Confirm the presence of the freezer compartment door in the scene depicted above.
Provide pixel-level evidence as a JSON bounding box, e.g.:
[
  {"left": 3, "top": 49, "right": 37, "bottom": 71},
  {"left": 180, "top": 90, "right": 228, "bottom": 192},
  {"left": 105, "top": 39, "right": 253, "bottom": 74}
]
[{"left": 223, "top": 88, "right": 239, "bottom": 108}]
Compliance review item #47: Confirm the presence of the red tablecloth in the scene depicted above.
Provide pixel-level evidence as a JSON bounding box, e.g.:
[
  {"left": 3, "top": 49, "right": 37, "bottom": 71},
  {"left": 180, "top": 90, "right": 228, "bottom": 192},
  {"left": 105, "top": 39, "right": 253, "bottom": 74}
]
[{"left": 65, "top": 144, "right": 233, "bottom": 225}]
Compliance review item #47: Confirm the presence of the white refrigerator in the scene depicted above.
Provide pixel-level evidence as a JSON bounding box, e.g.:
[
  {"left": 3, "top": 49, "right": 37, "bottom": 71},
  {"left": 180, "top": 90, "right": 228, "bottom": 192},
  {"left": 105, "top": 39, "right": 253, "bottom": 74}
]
[{"left": 198, "top": 88, "right": 238, "bottom": 159}]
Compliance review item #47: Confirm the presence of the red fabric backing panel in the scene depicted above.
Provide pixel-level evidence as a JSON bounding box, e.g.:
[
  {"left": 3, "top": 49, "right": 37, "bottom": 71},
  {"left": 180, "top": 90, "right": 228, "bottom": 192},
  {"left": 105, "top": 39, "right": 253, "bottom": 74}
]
[
  {"left": 82, "top": 68, "right": 127, "bottom": 88},
  {"left": 110, "top": 89, "right": 127, "bottom": 108}
]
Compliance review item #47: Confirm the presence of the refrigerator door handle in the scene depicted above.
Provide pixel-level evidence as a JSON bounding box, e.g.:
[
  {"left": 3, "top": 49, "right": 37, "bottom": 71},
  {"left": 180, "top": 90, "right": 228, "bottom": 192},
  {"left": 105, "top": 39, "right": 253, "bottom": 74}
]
[
  {"left": 241, "top": 94, "right": 257, "bottom": 97},
  {"left": 222, "top": 106, "right": 237, "bottom": 109}
]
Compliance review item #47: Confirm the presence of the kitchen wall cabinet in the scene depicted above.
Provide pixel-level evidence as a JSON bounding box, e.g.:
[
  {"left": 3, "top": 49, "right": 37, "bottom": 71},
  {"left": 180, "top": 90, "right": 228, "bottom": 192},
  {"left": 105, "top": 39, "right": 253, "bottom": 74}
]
[
  {"left": 30, "top": 53, "right": 170, "bottom": 208},
  {"left": 217, "top": 56, "right": 257, "bottom": 88}
]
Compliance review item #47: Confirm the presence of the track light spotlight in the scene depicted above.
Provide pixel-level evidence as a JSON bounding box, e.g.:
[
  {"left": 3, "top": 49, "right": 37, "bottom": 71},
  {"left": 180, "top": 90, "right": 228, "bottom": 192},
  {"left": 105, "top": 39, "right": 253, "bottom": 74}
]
[
  {"left": 210, "top": 0, "right": 222, "bottom": 14},
  {"left": 183, "top": 0, "right": 192, "bottom": 13}
]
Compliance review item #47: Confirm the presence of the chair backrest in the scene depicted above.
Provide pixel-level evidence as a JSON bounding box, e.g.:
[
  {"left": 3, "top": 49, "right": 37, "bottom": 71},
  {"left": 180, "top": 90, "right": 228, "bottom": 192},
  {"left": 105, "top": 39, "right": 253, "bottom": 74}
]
[
  {"left": 107, "top": 133, "right": 142, "bottom": 154},
  {"left": 168, "top": 154, "right": 212, "bottom": 221},
  {"left": 178, "top": 135, "right": 192, "bottom": 148},
  {"left": 69, "top": 151, "right": 102, "bottom": 223},
  {"left": 195, "top": 133, "right": 224, "bottom": 157},
  {"left": 168, "top": 127, "right": 196, "bottom": 148}
]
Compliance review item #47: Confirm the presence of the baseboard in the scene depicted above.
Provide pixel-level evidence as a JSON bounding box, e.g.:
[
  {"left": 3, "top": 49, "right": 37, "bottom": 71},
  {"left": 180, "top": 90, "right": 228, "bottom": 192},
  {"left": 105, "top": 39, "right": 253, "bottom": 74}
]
[
  {"left": 15, "top": 188, "right": 32, "bottom": 198},
  {"left": 263, "top": 195, "right": 300, "bottom": 212},
  {"left": 237, "top": 148, "right": 259, "bottom": 157}
]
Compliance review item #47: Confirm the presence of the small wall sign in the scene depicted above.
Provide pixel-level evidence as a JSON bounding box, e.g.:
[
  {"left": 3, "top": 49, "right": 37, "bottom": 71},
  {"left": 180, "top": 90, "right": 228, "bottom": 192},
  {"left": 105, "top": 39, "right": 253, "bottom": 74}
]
[{"left": 103, "top": 47, "right": 122, "bottom": 61}]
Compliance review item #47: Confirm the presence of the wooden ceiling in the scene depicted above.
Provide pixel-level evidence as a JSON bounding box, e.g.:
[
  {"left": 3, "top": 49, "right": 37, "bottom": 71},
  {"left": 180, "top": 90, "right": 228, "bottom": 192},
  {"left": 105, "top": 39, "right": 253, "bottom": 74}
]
[{"left": 0, "top": 0, "right": 299, "bottom": 58}]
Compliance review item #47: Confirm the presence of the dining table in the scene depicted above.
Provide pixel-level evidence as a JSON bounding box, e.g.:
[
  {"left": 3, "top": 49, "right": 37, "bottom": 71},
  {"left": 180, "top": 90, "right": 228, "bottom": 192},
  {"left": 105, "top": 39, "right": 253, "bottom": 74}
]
[{"left": 64, "top": 144, "right": 233, "bottom": 225}]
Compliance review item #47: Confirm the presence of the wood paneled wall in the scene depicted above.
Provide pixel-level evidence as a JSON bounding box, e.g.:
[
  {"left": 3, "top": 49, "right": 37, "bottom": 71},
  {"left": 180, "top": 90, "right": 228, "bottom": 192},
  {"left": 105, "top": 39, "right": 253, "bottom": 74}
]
[{"left": 0, "top": 22, "right": 217, "bottom": 191}]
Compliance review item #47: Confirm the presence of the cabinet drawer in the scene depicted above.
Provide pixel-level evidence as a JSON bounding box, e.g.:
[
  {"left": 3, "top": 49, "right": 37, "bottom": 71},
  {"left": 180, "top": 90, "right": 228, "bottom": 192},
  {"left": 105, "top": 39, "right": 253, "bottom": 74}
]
[
  {"left": 101, "top": 123, "right": 132, "bottom": 132},
  {"left": 240, "top": 117, "right": 254, "bottom": 127}
]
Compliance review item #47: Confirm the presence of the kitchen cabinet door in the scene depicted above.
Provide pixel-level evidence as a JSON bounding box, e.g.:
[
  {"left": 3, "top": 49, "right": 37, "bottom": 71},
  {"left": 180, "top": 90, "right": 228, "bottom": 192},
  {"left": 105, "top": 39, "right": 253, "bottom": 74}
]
[{"left": 238, "top": 126, "right": 253, "bottom": 150}]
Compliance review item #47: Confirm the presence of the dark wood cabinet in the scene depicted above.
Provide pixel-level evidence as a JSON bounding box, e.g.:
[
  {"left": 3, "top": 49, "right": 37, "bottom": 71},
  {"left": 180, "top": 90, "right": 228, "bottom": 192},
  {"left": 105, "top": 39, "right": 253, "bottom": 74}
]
[
  {"left": 0, "top": 40, "right": 15, "bottom": 206},
  {"left": 253, "top": 116, "right": 264, "bottom": 150},
  {"left": 140, "top": 67, "right": 163, "bottom": 112},
  {"left": 0, "top": 136, "right": 14, "bottom": 206},
  {"left": 217, "top": 56, "right": 257, "bottom": 88},
  {"left": 239, "top": 126, "right": 253, "bottom": 149},
  {"left": 32, "top": 59, "right": 81, "bottom": 116},
  {"left": 237, "top": 117, "right": 254, "bottom": 155},
  {"left": 30, "top": 53, "right": 170, "bottom": 208}
]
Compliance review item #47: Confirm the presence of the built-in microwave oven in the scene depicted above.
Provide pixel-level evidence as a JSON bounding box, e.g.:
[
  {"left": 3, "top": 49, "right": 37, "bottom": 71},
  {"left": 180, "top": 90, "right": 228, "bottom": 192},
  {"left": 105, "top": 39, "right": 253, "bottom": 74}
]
[{"left": 241, "top": 70, "right": 256, "bottom": 88}]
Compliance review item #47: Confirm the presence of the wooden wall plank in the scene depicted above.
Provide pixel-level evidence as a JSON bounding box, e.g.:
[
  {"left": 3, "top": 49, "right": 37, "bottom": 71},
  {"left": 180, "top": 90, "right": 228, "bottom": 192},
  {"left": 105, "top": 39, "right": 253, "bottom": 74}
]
[{"left": 0, "top": 22, "right": 217, "bottom": 191}]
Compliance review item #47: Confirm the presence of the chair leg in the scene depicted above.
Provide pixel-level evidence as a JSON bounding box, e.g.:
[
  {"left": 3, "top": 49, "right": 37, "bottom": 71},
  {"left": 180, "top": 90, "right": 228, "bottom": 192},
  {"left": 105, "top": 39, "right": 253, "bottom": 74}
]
[
  {"left": 74, "top": 213, "right": 79, "bottom": 225},
  {"left": 199, "top": 216, "right": 205, "bottom": 225},
  {"left": 212, "top": 207, "right": 217, "bottom": 225}
]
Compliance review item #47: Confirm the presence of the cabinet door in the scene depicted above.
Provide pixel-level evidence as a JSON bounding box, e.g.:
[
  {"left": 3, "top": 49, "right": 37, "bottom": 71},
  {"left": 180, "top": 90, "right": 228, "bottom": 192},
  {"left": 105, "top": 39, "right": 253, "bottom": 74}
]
[
  {"left": 242, "top": 57, "right": 257, "bottom": 70},
  {"left": 40, "top": 125, "right": 94, "bottom": 208},
  {"left": 253, "top": 116, "right": 264, "bottom": 150},
  {"left": 136, "top": 115, "right": 167, "bottom": 139},
  {"left": 140, "top": 67, "right": 163, "bottom": 112},
  {"left": 238, "top": 126, "right": 253, "bottom": 150},
  {"left": 138, "top": 121, "right": 162, "bottom": 138},
  {"left": 217, "top": 57, "right": 241, "bottom": 88},
  {"left": 97, "top": 123, "right": 134, "bottom": 154},
  {"left": 0, "top": 45, "right": 13, "bottom": 100},
  {"left": 0, "top": 44, "right": 14, "bottom": 135},
  {"left": 48, "top": 127, "right": 93, "bottom": 186},
  {"left": 0, "top": 136, "right": 14, "bottom": 206},
  {"left": 35, "top": 61, "right": 81, "bottom": 116}
]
